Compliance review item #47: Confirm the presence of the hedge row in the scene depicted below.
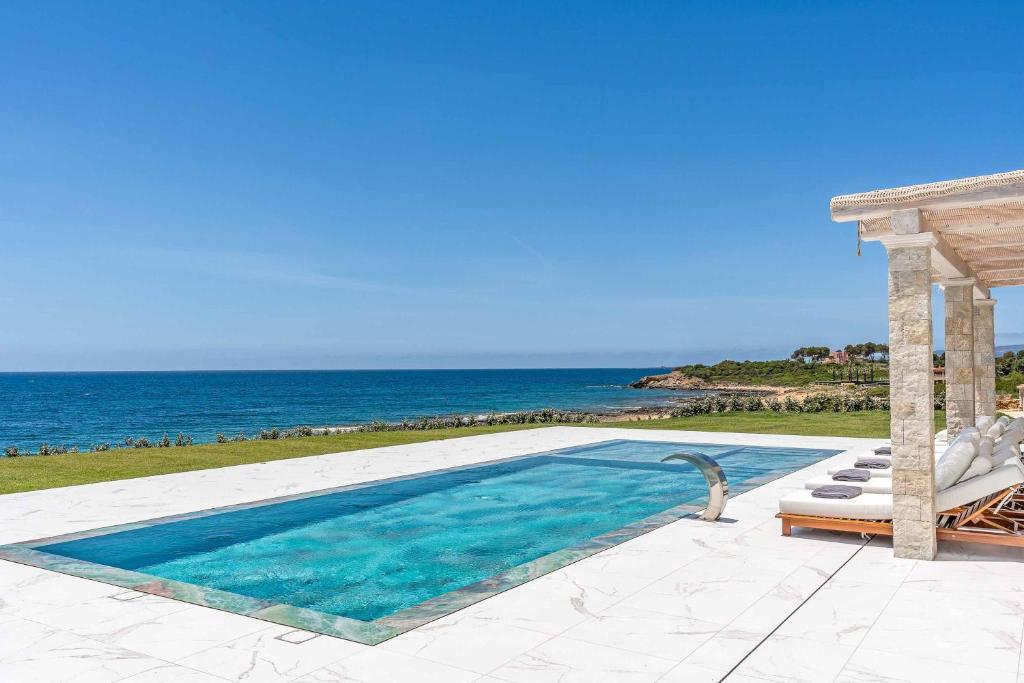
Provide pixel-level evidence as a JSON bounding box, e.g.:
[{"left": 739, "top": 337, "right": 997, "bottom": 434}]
[
  {"left": 669, "top": 392, "right": 943, "bottom": 417},
  {"left": 353, "top": 409, "right": 598, "bottom": 432}
]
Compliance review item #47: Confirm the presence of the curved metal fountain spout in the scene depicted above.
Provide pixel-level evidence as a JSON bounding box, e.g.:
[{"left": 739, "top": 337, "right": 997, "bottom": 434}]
[{"left": 660, "top": 452, "right": 729, "bottom": 521}]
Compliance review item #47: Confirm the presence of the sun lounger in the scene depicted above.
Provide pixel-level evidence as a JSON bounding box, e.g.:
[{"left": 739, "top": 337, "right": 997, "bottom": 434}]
[
  {"left": 779, "top": 459, "right": 1024, "bottom": 547},
  {"left": 826, "top": 429, "right": 973, "bottom": 478},
  {"left": 779, "top": 490, "right": 894, "bottom": 521}
]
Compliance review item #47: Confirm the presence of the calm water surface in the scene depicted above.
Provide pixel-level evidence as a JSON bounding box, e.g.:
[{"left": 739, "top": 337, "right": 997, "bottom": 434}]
[
  {"left": 0, "top": 368, "right": 693, "bottom": 449},
  {"left": 37, "top": 440, "right": 838, "bottom": 623}
]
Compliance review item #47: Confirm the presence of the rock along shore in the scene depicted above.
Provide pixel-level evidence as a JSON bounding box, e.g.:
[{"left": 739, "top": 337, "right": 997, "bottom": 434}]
[{"left": 629, "top": 371, "right": 819, "bottom": 400}]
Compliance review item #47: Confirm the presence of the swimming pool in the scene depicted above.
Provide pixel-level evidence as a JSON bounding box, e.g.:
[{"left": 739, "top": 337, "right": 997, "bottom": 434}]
[{"left": 0, "top": 439, "right": 839, "bottom": 644}]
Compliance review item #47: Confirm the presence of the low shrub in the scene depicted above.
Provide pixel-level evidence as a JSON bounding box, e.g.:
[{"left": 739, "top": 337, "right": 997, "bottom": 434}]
[
  {"left": 352, "top": 409, "right": 597, "bottom": 433},
  {"left": 668, "top": 392, "right": 896, "bottom": 418}
]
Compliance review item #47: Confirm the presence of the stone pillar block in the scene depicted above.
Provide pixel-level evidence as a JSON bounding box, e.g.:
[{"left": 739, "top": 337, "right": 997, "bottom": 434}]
[
  {"left": 883, "top": 233, "right": 937, "bottom": 561},
  {"left": 942, "top": 281, "right": 975, "bottom": 438},
  {"left": 974, "top": 299, "right": 997, "bottom": 420}
]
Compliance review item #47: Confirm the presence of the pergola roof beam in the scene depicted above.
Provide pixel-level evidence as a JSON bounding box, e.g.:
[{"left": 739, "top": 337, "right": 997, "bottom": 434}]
[
  {"left": 831, "top": 171, "right": 1024, "bottom": 293},
  {"left": 864, "top": 210, "right": 990, "bottom": 299},
  {"left": 831, "top": 170, "right": 1024, "bottom": 222}
]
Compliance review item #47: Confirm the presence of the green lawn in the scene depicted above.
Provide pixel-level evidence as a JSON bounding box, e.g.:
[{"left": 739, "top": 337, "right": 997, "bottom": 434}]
[
  {"left": 0, "top": 410, "right": 945, "bottom": 495},
  {"left": 603, "top": 410, "right": 944, "bottom": 438}
]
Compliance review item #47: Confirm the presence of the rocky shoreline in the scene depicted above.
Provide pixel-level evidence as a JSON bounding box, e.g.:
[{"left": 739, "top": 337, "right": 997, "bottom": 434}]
[{"left": 629, "top": 370, "right": 815, "bottom": 400}]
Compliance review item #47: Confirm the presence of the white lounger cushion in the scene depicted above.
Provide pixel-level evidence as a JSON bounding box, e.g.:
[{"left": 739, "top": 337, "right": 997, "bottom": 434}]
[
  {"left": 804, "top": 475, "right": 892, "bottom": 494},
  {"left": 934, "top": 427, "right": 981, "bottom": 491},
  {"left": 1000, "top": 419, "right": 1024, "bottom": 444},
  {"left": 936, "top": 459, "right": 1024, "bottom": 512},
  {"left": 993, "top": 439, "right": 1021, "bottom": 465},
  {"left": 778, "top": 491, "right": 893, "bottom": 520},
  {"left": 957, "top": 454, "right": 993, "bottom": 483}
]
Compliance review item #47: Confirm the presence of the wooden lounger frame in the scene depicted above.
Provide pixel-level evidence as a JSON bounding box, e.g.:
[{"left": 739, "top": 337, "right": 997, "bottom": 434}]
[{"left": 777, "top": 486, "right": 1024, "bottom": 548}]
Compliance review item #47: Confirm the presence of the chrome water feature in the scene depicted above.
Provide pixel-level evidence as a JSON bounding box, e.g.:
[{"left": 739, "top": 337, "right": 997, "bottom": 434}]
[{"left": 660, "top": 451, "right": 729, "bottom": 521}]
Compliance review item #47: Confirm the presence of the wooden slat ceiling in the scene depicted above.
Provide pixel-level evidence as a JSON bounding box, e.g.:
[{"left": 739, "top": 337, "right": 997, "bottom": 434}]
[{"left": 860, "top": 203, "right": 1024, "bottom": 287}]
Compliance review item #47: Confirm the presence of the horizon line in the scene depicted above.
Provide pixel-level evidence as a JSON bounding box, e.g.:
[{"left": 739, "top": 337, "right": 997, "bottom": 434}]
[{"left": 0, "top": 365, "right": 681, "bottom": 375}]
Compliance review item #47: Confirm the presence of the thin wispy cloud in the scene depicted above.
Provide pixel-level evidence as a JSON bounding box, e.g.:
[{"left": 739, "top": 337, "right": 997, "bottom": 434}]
[{"left": 142, "top": 246, "right": 423, "bottom": 296}]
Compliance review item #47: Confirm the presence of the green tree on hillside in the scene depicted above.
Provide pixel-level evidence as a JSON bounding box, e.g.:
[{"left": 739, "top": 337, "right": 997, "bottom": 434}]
[
  {"left": 790, "top": 346, "right": 830, "bottom": 363},
  {"left": 844, "top": 342, "right": 889, "bottom": 362}
]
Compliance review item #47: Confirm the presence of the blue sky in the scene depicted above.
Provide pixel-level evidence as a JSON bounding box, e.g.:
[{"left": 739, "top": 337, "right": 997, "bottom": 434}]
[{"left": 3, "top": 1, "right": 1024, "bottom": 370}]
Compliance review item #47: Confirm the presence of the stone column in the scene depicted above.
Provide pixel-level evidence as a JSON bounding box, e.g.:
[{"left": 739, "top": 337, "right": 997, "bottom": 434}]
[
  {"left": 973, "top": 298, "right": 997, "bottom": 419},
  {"left": 883, "top": 229, "right": 937, "bottom": 561},
  {"left": 942, "top": 279, "right": 975, "bottom": 438}
]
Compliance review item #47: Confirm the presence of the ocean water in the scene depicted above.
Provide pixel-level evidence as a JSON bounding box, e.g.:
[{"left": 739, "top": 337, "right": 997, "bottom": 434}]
[
  {"left": 37, "top": 440, "right": 839, "bottom": 624},
  {"left": 0, "top": 368, "right": 693, "bottom": 449}
]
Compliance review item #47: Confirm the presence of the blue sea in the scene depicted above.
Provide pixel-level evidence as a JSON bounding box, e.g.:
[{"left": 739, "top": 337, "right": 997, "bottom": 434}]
[{"left": 0, "top": 369, "right": 693, "bottom": 450}]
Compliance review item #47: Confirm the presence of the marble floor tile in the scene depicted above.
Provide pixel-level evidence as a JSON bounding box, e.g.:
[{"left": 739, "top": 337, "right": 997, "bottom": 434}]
[
  {"left": 488, "top": 636, "right": 678, "bottom": 683},
  {"left": 658, "top": 661, "right": 729, "bottom": 683},
  {"left": 556, "top": 542, "right": 698, "bottom": 581},
  {"left": 774, "top": 582, "right": 900, "bottom": 647},
  {"left": 725, "top": 561, "right": 839, "bottom": 636},
  {"left": 619, "top": 573, "right": 781, "bottom": 625},
  {"left": 524, "top": 563, "right": 659, "bottom": 612},
  {"left": 560, "top": 604, "right": 722, "bottom": 660},
  {"left": 0, "top": 565, "right": 123, "bottom": 619},
  {"left": 857, "top": 609, "right": 1023, "bottom": 673},
  {"left": 0, "top": 619, "right": 162, "bottom": 683},
  {"left": 121, "top": 662, "right": 231, "bottom": 682},
  {"left": 93, "top": 604, "right": 270, "bottom": 662},
  {"left": 379, "top": 614, "right": 551, "bottom": 673},
  {"left": 178, "top": 625, "right": 365, "bottom": 682},
  {"left": 682, "top": 627, "right": 767, "bottom": 672},
  {"left": 836, "top": 647, "right": 1017, "bottom": 683},
  {"left": 455, "top": 582, "right": 596, "bottom": 635},
  {"left": 728, "top": 634, "right": 855, "bottom": 682},
  {"left": 33, "top": 591, "right": 194, "bottom": 638},
  {"left": 293, "top": 648, "right": 480, "bottom": 682}
]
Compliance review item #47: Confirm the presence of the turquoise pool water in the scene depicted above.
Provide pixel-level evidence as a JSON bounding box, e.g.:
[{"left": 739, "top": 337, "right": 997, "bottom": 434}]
[{"left": 33, "top": 440, "right": 838, "bottom": 627}]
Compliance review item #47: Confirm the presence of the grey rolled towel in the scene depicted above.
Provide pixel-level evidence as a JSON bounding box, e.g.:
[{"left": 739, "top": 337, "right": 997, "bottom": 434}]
[
  {"left": 812, "top": 485, "right": 862, "bottom": 499},
  {"left": 832, "top": 468, "right": 870, "bottom": 482},
  {"left": 873, "top": 446, "right": 891, "bottom": 455},
  {"left": 854, "top": 457, "right": 891, "bottom": 470}
]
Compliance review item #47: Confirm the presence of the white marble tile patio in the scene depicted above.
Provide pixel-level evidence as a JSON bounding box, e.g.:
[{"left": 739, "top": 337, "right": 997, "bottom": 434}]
[{"left": 1, "top": 426, "right": 1022, "bottom": 682}]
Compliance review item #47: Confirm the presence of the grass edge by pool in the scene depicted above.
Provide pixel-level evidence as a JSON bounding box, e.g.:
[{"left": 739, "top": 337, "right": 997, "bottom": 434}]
[{"left": 0, "top": 411, "right": 941, "bottom": 495}]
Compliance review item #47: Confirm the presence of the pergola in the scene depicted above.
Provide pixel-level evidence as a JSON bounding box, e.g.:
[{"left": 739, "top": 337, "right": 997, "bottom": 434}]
[{"left": 831, "top": 169, "right": 1024, "bottom": 560}]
